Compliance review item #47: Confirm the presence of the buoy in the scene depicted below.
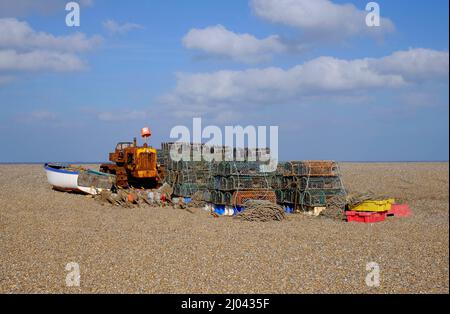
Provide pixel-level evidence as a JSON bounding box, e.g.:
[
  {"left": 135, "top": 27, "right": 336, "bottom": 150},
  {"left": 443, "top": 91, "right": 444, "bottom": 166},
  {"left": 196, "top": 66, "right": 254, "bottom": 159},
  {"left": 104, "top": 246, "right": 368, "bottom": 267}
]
[
  {"left": 141, "top": 127, "right": 151, "bottom": 146},
  {"left": 141, "top": 127, "right": 151, "bottom": 138}
]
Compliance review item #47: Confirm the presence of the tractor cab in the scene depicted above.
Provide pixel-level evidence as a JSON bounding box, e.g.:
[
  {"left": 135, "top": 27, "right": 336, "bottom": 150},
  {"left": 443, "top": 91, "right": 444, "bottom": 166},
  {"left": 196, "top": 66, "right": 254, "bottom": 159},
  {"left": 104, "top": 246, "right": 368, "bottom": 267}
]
[{"left": 116, "top": 142, "right": 134, "bottom": 151}]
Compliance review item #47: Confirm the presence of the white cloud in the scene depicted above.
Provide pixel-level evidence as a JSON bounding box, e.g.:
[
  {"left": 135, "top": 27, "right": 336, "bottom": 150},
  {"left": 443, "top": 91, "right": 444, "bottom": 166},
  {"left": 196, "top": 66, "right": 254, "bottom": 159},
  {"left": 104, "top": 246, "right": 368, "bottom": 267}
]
[
  {"left": 369, "top": 48, "right": 449, "bottom": 82},
  {"left": 102, "top": 20, "right": 144, "bottom": 35},
  {"left": 0, "top": 18, "right": 101, "bottom": 81},
  {"left": 180, "top": 1, "right": 396, "bottom": 63},
  {"left": 161, "top": 48, "right": 449, "bottom": 117},
  {"left": 182, "top": 24, "right": 286, "bottom": 63},
  {"left": 0, "top": 18, "right": 102, "bottom": 52},
  {"left": 250, "top": 0, "right": 395, "bottom": 41},
  {"left": 0, "top": 49, "right": 85, "bottom": 71}
]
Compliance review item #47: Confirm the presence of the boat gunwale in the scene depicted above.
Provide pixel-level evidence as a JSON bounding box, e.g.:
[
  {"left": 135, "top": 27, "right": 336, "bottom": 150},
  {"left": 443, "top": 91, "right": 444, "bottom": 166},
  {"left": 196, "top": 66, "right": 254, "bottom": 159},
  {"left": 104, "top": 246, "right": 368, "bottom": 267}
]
[{"left": 44, "top": 163, "right": 80, "bottom": 175}]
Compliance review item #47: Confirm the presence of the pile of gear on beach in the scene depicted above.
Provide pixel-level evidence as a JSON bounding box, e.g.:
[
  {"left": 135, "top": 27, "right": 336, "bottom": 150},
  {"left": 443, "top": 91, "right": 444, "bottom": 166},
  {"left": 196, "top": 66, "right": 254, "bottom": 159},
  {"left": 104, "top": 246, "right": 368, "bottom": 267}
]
[
  {"left": 156, "top": 143, "right": 411, "bottom": 222},
  {"left": 46, "top": 142, "right": 411, "bottom": 223}
]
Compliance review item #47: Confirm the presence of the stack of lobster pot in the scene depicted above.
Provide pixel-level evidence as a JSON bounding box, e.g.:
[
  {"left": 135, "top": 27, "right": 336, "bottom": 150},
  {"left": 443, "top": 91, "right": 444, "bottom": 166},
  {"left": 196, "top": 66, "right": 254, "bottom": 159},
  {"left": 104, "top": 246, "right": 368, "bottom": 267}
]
[
  {"left": 160, "top": 143, "right": 213, "bottom": 198},
  {"left": 158, "top": 143, "right": 277, "bottom": 205},
  {"left": 157, "top": 142, "right": 172, "bottom": 163},
  {"left": 207, "top": 151, "right": 276, "bottom": 208},
  {"left": 271, "top": 160, "right": 347, "bottom": 212}
]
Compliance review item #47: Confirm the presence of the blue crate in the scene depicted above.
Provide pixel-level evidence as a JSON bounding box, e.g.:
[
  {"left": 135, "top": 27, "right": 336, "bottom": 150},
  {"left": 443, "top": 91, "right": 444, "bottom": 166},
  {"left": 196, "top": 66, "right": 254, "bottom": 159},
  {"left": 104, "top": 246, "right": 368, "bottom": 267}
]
[
  {"left": 284, "top": 205, "right": 294, "bottom": 214},
  {"left": 213, "top": 204, "right": 244, "bottom": 216},
  {"left": 213, "top": 204, "right": 226, "bottom": 215}
]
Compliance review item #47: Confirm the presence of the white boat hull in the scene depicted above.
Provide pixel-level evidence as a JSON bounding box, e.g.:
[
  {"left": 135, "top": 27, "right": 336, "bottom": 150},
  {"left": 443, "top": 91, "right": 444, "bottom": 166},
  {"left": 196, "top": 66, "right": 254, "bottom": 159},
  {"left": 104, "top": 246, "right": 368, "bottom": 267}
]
[
  {"left": 44, "top": 164, "right": 80, "bottom": 192},
  {"left": 44, "top": 164, "right": 114, "bottom": 195},
  {"left": 77, "top": 186, "right": 104, "bottom": 195}
]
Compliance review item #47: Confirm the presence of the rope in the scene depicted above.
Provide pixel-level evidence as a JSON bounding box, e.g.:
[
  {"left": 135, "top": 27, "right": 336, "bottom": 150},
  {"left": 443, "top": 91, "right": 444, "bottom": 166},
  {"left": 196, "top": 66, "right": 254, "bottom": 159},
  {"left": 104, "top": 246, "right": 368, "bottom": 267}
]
[
  {"left": 235, "top": 199, "right": 286, "bottom": 222},
  {"left": 346, "top": 191, "right": 388, "bottom": 208}
]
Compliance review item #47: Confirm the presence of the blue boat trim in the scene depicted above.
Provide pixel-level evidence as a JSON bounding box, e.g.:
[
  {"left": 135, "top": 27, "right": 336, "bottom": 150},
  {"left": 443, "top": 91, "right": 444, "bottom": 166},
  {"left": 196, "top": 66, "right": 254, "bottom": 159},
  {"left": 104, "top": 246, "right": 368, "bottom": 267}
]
[{"left": 44, "top": 163, "right": 80, "bottom": 175}]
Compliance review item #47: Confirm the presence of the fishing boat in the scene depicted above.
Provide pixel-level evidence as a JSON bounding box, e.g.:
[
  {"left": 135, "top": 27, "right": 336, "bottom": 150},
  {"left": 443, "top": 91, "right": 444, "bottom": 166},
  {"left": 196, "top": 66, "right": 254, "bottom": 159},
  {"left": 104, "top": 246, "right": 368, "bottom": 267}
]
[
  {"left": 44, "top": 163, "right": 115, "bottom": 195},
  {"left": 43, "top": 163, "right": 81, "bottom": 192},
  {"left": 77, "top": 169, "right": 115, "bottom": 195}
]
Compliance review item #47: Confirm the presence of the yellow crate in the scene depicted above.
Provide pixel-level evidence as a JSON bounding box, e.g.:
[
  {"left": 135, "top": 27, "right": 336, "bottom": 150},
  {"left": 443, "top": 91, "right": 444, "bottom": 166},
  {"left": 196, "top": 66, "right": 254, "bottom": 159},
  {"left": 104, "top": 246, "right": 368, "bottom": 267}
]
[{"left": 349, "top": 198, "right": 395, "bottom": 212}]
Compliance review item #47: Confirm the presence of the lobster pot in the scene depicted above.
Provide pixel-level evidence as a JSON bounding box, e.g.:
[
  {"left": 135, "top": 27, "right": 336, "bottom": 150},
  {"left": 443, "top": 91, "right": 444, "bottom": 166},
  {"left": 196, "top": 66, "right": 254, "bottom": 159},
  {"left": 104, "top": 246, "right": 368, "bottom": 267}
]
[
  {"left": 193, "top": 172, "right": 207, "bottom": 185},
  {"left": 245, "top": 148, "right": 258, "bottom": 161},
  {"left": 231, "top": 190, "right": 277, "bottom": 206},
  {"left": 302, "top": 161, "right": 338, "bottom": 176},
  {"left": 299, "top": 189, "right": 345, "bottom": 206},
  {"left": 169, "top": 160, "right": 183, "bottom": 171},
  {"left": 210, "top": 190, "right": 222, "bottom": 205},
  {"left": 270, "top": 175, "right": 283, "bottom": 189},
  {"left": 202, "top": 190, "right": 212, "bottom": 202},
  {"left": 156, "top": 149, "right": 170, "bottom": 165},
  {"left": 209, "top": 176, "right": 221, "bottom": 190},
  {"left": 161, "top": 142, "right": 176, "bottom": 152},
  {"left": 163, "top": 142, "right": 218, "bottom": 162},
  {"left": 196, "top": 168, "right": 211, "bottom": 179},
  {"left": 299, "top": 176, "right": 343, "bottom": 190},
  {"left": 272, "top": 159, "right": 347, "bottom": 210},
  {"left": 232, "top": 148, "right": 247, "bottom": 161},
  {"left": 209, "top": 190, "right": 234, "bottom": 205},
  {"left": 223, "top": 192, "right": 233, "bottom": 205},
  {"left": 300, "top": 190, "right": 327, "bottom": 206},
  {"left": 173, "top": 183, "right": 200, "bottom": 197},
  {"left": 283, "top": 161, "right": 338, "bottom": 176},
  {"left": 178, "top": 171, "right": 196, "bottom": 184},
  {"left": 164, "top": 170, "right": 174, "bottom": 185},
  {"left": 282, "top": 176, "right": 299, "bottom": 189},
  {"left": 202, "top": 145, "right": 228, "bottom": 162},
  {"left": 230, "top": 147, "right": 270, "bottom": 162},
  {"left": 207, "top": 176, "right": 214, "bottom": 190},
  {"left": 256, "top": 147, "right": 271, "bottom": 161},
  {"left": 164, "top": 143, "right": 191, "bottom": 162},
  {"left": 284, "top": 189, "right": 299, "bottom": 204},
  {"left": 161, "top": 141, "right": 226, "bottom": 162},
  {"left": 215, "top": 161, "right": 262, "bottom": 176},
  {"left": 209, "top": 162, "right": 220, "bottom": 175},
  {"left": 275, "top": 162, "right": 288, "bottom": 176},
  {"left": 225, "top": 175, "right": 270, "bottom": 190},
  {"left": 283, "top": 161, "right": 297, "bottom": 175},
  {"left": 220, "top": 177, "right": 228, "bottom": 190},
  {"left": 275, "top": 189, "right": 285, "bottom": 203}
]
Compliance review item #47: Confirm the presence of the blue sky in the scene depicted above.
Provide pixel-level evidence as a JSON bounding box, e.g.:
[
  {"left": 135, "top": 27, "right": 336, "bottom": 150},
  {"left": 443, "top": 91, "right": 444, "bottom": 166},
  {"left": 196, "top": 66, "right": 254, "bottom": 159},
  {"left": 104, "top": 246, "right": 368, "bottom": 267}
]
[{"left": 0, "top": 0, "right": 448, "bottom": 162}]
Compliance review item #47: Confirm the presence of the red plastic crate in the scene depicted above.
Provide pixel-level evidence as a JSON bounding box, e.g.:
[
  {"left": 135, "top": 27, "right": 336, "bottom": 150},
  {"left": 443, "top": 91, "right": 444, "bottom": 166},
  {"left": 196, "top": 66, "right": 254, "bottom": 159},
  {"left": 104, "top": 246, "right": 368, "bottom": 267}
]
[
  {"left": 387, "top": 204, "right": 411, "bottom": 217},
  {"left": 345, "top": 210, "right": 386, "bottom": 223}
]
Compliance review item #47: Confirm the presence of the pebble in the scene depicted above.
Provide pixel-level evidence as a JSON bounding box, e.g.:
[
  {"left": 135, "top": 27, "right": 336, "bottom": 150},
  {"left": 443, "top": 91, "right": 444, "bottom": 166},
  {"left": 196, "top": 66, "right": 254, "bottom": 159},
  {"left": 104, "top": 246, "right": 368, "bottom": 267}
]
[{"left": 0, "top": 163, "right": 448, "bottom": 293}]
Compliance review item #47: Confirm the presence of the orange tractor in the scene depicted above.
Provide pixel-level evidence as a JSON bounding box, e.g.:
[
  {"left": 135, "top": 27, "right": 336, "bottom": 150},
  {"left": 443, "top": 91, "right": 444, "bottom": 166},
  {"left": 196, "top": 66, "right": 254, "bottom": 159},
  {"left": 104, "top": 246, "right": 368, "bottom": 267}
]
[{"left": 99, "top": 128, "right": 164, "bottom": 188}]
